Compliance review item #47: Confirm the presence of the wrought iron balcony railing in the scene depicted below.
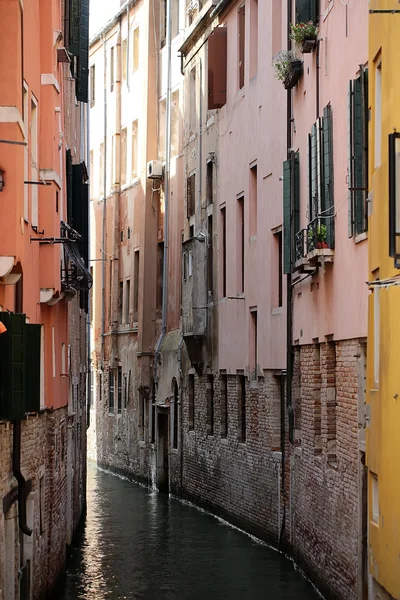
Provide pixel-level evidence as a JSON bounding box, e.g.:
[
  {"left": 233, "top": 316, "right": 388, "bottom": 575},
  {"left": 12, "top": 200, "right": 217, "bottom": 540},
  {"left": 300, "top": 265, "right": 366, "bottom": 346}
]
[{"left": 306, "top": 213, "right": 335, "bottom": 254}]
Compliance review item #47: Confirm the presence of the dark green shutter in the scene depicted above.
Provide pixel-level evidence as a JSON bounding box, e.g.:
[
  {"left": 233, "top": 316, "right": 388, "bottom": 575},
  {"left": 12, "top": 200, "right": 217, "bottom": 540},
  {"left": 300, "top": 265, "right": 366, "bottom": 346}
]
[
  {"left": 0, "top": 313, "right": 26, "bottom": 420},
  {"left": 294, "top": 153, "right": 300, "bottom": 236},
  {"left": 72, "top": 163, "right": 89, "bottom": 265},
  {"left": 76, "top": 0, "right": 89, "bottom": 103},
  {"left": 353, "top": 76, "right": 364, "bottom": 235},
  {"left": 69, "top": 0, "right": 81, "bottom": 56},
  {"left": 323, "top": 105, "right": 334, "bottom": 247},
  {"left": 296, "top": 0, "right": 319, "bottom": 23},
  {"left": 348, "top": 80, "right": 354, "bottom": 237},
  {"left": 25, "top": 324, "right": 41, "bottom": 413},
  {"left": 283, "top": 160, "right": 292, "bottom": 274},
  {"left": 66, "top": 150, "right": 73, "bottom": 225},
  {"left": 310, "top": 124, "right": 317, "bottom": 221}
]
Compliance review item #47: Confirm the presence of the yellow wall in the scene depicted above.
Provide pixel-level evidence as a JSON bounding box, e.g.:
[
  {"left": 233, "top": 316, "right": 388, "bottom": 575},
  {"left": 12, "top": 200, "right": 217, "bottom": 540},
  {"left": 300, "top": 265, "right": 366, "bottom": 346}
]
[{"left": 368, "top": 3, "right": 400, "bottom": 598}]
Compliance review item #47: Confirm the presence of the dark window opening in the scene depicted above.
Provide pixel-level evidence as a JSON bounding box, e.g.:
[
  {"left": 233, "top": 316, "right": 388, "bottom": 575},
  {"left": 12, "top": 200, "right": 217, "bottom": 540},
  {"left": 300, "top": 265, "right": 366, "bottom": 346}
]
[
  {"left": 250, "top": 310, "right": 258, "bottom": 379},
  {"left": 207, "top": 375, "right": 214, "bottom": 436},
  {"left": 134, "top": 250, "right": 139, "bottom": 322},
  {"left": 173, "top": 380, "right": 179, "bottom": 449},
  {"left": 208, "top": 215, "right": 213, "bottom": 299},
  {"left": 237, "top": 197, "right": 244, "bottom": 293},
  {"left": 220, "top": 374, "right": 228, "bottom": 438},
  {"left": 188, "top": 374, "right": 195, "bottom": 431},
  {"left": 117, "top": 366, "right": 122, "bottom": 414},
  {"left": 207, "top": 161, "right": 214, "bottom": 205},
  {"left": 238, "top": 374, "right": 246, "bottom": 443},
  {"left": 187, "top": 173, "right": 196, "bottom": 218},
  {"left": 221, "top": 207, "right": 227, "bottom": 298},
  {"left": 118, "top": 281, "right": 123, "bottom": 324},
  {"left": 157, "top": 242, "right": 164, "bottom": 318},
  {"left": 238, "top": 5, "right": 245, "bottom": 89},
  {"left": 109, "top": 370, "right": 115, "bottom": 412}
]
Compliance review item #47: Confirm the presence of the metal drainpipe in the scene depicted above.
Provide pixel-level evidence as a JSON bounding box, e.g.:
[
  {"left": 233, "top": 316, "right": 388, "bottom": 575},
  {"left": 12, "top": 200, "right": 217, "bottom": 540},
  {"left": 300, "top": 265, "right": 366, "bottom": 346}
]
[
  {"left": 154, "top": 0, "right": 172, "bottom": 381},
  {"left": 101, "top": 34, "right": 108, "bottom": 371},
  {"left": 12, "top": 420, "right": 32, "bottom": 536}
]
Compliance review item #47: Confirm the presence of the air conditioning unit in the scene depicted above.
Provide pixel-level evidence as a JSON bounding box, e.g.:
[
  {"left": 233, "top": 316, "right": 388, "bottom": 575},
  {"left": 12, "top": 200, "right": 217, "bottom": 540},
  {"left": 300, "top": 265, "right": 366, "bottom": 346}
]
[{"left": 147, "top": 160, "right": 163, "bottom": 180}]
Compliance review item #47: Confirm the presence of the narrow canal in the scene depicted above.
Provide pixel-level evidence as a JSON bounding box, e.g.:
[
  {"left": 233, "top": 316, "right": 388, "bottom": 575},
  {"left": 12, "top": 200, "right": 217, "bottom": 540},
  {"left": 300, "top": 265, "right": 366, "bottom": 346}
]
[{"left": 57, "top": 463, "right": 322, "bottom": 600}]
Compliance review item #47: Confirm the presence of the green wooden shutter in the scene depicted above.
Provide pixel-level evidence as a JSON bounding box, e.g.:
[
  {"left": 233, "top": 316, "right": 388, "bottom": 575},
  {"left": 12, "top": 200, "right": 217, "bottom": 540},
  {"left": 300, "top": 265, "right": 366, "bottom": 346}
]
[
  {"left": 323, "top": 105, "right": 334, "bottom": 247},
  {"left": 348, "top": 80, "right": 354, "bottom": 237},
  {"left": 66, "top": 150, "right": 73, "bottom": 225},
  {"left": 0, "top": 313, "right": 26, "bottom": 420},
  {"left": 294, "top": 153, "right": 300, "bottom": 236},
  {"left": 353, "top": 76, "right": 364, "bottom": 235},
  {"left": 283, "top": 160, "right": 292, "bottom": 274},
  {"left": 76, "top": 0, "right": 89, "bottom": 103},
  {"left": 296, "top": 0, "right": 319, "bottom": 23},
  {"left": 25, "top": 324, "right": 41, "bottom": 413},
  {"left": 310, "top": 124, "right": 317, "bottom": 221},
  {"left": 69, "top": 0, "right": 81, "bottom": 56}
]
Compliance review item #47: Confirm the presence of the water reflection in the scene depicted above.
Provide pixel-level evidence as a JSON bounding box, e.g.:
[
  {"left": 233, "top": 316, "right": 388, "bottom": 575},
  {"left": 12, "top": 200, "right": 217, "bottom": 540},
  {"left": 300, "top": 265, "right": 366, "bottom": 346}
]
[{"left": 57, "top": 464, "right": 321, "bottom": 600}]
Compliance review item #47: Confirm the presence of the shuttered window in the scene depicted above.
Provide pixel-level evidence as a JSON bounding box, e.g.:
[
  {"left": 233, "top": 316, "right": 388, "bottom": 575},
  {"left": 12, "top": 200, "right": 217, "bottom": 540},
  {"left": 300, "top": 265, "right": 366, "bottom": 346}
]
[
  {"left": 187, "top": 173, "right": 196, "bottom": 218},
  {"left": 296, "top": 0, "right": 319, "bottom": 23},
  {"left": 388, "top": 132, "right": 400, "bottom": 265},
  {"left": 348, "top": 69, "right": 368, "bottom": 237},
  {"left": 109, "top": 370, "right": 115, "bottom": 412},
  {"left": 283, "top": 153, "right": 300, "bottom": 274},
  {"left": 25, "top": 324, "right": 41, "bottom": 413},
  {"left": 67, "top": 0, "right": 89, "bottom": 103}
]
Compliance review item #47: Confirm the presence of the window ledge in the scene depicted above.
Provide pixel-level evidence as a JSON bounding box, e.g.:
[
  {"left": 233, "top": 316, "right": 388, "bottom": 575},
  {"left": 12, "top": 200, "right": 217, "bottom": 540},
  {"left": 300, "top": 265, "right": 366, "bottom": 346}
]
[
  {"left": 272, "top": 307, "right": 283, "bottom": 315},
  {"left": 355, "top": 231, "right": 368, "bottom": 244}
]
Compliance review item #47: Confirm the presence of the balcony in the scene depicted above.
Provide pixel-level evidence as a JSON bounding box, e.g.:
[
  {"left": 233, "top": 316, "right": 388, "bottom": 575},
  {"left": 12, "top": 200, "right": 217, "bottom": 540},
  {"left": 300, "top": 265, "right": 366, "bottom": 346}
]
[
  {"left": 182, "top": 237, "right": 206, "bottom": 374},
  {"left": 295, "top": 214, "right": 334, "bottom": 271}
]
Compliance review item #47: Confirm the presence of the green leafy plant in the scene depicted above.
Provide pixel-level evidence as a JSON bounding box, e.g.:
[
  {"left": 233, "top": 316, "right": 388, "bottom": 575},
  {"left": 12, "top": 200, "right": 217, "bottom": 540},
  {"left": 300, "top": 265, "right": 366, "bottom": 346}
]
[
  {"left": 273, "top": 50, "right": 299, "bottom": 82},
  {"left": 308, "top": 222, "right": 328, "bottom": 251},
  {"left": 290, "top": 21, "right": 318, "bottom": 45}
]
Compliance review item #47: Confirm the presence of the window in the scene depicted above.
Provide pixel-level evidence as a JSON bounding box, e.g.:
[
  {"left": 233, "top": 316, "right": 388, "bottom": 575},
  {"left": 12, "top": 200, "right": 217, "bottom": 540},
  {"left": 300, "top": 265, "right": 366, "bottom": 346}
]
[
  {"left": 100, "top": 142, "right": 104, "bottom": 198},
  {"left": 31, "top": 97, "right": 38, "bottom": 227},
  {"left": 189, "top": 67, "right": 196, "bottom": 134},
  {"left": 348, "top": 68, "right": 368, "bottom": 237},
  {"left": 171, "top": 91, "right": 180, "bottom": 157},
  {"left": 173, "top": 380, "right": 179, "bottom": 449},
  {"left": 117, "top": 366, "right": 122, "bottom": 414},
  {"left": 207, "top": 215, "right": 213, "bottom": 298},
  {"left": 238, "top": 5, "right": 245, "bottom": 89},
  {"left": 249, "top": 165, "right": 257, "bottom": 236},
  {"left": 90, "top": 64, "right": 95, "bottom": 106},
  {"left": 220, "top": 207, "right": 227, "bottom": 298},
  {"left": 133, "top": 27, "right": 140, "bottom": 72},
  {"left": 156, "top": 242, "right": 164, "bottom": 318},
  {"left": 250, "top": 309, "right": 257, "bottom": 379},
  {"left": 118, "top": 281, "right": 123, "bottom": 323},
  {"left": 125, "top": 279, "right": 131, "bottom": 323},
  {"left": 238, "top": 374, "right": 246, "bottom": 442},
  {"left": 124, "top": 374, "right": 128, "bottom": 408},
  {"left": 250, "top": 0, "right": 258, "bottom": 79},
  {"left": 207, "top": 161, "right": 214, "bottom": 206},
  {"left": 139, "top": 391, "right": 145, "bottom": 440},
  {"left": 283, "top": 153, "right": 300, "bottom": 270},
  {"left": 272, "top": 0, "right": 282, "bottom": 57},
  {"left": 237, "top": 196, "right": 244, "bottom": 293},
  {"left": 109, "top": 370, "right": 115, "bottom": 412},
  {"left": 371, "top": 473, "right": 379, "bottom": 525},
  {"left": 188, "top": 374, "right": 194, "bottom": 430},
  {"left": 122, "top": 39, "right": 127, "bottom": 82},
  {"left": 207, "top": 375, "right": 214, "bottom": 436},
  {"left": 161, "top": 0, "right": 167, "bottom": 47},
  {"left": 188, "top": 251, "right": 193, "bottom": 277},
  {"left": 132, "top": 120, "right": 138, "bottom": 178},
  {"left": 296, "top": 0, "right": 318, "bottom": 23},
  {"left": 274, "top": 231, "right": 283, "bottom": 307},
  {"left": 110, "top": 46, "right": 115, "bottom": 91},
  {"left": 172, "top": 0, "right": 179, "bottom": 38},
  {"left": 375, "top": 60, "right": 382, "bottom": 168},
  {"left": 220, "top": 374, "right": 228, "bottom": 438},
  {"left": 307, "top": 106, "right": 334, "bottom": 252},
  {"left": 183, "top": 252, "right": 188, "bottom": 282},
  {"left": 389, "top": 133, "right": 400, "bottom": 266},
  {"left": 121, "top": 127, "right": 127, "bottom": 186},
  {"left": 187, "top": 173, "right": 196, "bottom": 218},
  {"left": 134, "top": 250, "right": 139, "bottom": 322}
]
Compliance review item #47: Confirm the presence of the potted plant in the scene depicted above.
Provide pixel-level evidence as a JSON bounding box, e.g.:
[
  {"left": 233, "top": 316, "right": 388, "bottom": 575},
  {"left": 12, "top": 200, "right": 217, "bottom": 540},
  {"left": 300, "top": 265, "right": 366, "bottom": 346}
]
[
  {"left": 273, "top": 50, "right": 303, "bottom": 90},
  {"left": 290, "top": 21, "right": 318, "bottom": 54},
  {"left": 308, "top": 222, "right": 328, "bottom": 251}
]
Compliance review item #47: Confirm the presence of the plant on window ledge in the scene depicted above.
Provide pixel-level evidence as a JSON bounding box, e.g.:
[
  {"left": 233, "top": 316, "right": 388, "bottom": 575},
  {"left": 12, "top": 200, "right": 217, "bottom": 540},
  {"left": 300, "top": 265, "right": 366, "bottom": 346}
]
[
  {"left": 290, "top": 21, "right": 318, "bottom": 54},
  {"left": 273, "top": 50, "right": 303, "bottom": 90},
  {"left": 308, "top": 222, "right": 328, "bottom": 251}
]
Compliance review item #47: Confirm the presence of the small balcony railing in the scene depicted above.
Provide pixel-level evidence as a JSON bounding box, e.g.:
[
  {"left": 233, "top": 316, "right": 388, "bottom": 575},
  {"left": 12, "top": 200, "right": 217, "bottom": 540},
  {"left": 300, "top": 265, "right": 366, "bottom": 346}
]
[
  {"left": 295, "top": 213, "right": 335, "bottom": 270},
  {"left": 295, "top": 228, "right": 307, "bottom": 262}
]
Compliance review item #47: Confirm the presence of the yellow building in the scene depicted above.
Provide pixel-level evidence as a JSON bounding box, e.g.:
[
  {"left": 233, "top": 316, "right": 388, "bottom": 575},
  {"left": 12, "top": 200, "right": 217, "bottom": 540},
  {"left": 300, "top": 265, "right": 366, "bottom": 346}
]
[{"left": 368, "top": 3, "right": 400, "bottom": 600}]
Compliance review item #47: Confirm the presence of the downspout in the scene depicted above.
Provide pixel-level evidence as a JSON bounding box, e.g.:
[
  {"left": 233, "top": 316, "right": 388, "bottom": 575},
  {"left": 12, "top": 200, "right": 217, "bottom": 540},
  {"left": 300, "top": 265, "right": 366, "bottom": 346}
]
[
  {"left": 279, "top": 0, "right": 293, "bottom": 551},
  {"left": 154, "top": 0, "right": 172, "bottom": 382},
  {"left": 12, "top": 420, "right": 32, "bottom": 536},
  {"left": 101, "top": 34, "right": 108, "bottom": 371}
]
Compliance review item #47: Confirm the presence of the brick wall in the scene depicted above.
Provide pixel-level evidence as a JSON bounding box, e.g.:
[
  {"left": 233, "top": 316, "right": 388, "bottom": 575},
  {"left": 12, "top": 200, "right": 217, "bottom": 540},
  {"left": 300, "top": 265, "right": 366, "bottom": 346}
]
[{"left": 290, "top": 339, "right": 364, "bottom": 600}]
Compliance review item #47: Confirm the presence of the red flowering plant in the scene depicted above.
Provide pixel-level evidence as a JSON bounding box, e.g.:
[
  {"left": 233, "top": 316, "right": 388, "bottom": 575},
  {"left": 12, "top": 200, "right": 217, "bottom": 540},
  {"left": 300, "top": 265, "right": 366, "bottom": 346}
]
[{"left": 290, "top": 21, "right": 318, "bottom": 46}]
